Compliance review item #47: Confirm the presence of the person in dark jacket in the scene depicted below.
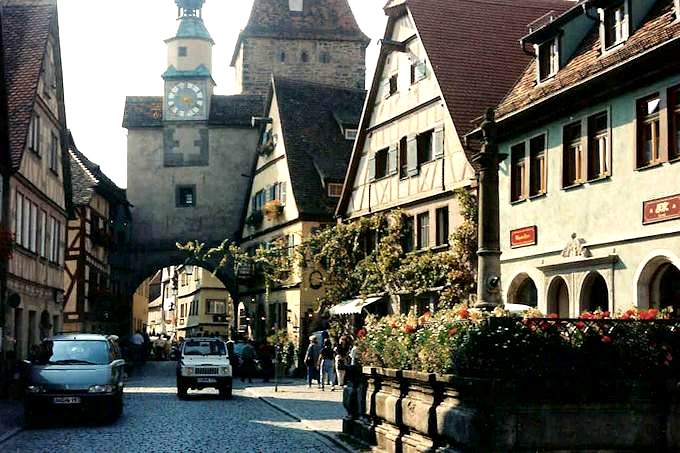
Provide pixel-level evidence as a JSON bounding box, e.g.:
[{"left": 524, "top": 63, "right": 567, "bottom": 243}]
[
  {"left": 240, "top": 341, "right": 257, "bottom": 384},
  {"left": 318, "top": 338, "right": 336, "bottom": 391},
  {"left": 304, "top": 336, "right": 321, "bottom": 388}
]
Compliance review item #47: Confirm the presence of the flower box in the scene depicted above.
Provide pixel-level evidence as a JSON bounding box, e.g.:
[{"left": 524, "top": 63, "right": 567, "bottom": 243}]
[
  {"left": 263, "top": 200, "right": 284, "bottom": 220},
  {"left": 343, "top": 365, "right": 680, "bottom": 452}
]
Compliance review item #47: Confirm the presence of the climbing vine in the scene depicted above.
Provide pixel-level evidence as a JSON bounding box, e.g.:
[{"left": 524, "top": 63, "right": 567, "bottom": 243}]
[{"left": 178, "top": 189, "right": 478, "bottom": 312}]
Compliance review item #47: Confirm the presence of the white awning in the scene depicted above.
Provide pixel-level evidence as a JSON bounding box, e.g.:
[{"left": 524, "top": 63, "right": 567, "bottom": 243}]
[{"left": 329, "top": 296, "right": 383, "bottom": 316}]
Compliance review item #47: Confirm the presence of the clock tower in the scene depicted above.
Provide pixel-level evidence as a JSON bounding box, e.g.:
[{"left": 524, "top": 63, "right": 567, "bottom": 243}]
[{"left": 163, "top": 0, "right": 214, "bottom": 121}]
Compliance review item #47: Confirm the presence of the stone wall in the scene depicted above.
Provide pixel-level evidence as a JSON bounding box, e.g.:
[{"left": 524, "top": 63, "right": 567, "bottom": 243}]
[
  {"left": 343, "top": 366, "right": 680, "bottom": 452},
  {"left": 239, "top": 37, "right": 366, "bottom": 96}
]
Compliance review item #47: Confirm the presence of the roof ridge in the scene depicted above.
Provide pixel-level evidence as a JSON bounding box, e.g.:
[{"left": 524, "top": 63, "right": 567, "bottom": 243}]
[
  {"left": 273, "top": 76, "right": 366, "bottom": 93},
  {"left": 68, "top": 148, "right": 99, "bottom": 185}
]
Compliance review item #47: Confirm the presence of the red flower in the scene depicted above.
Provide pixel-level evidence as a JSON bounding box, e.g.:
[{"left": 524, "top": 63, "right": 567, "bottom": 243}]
[
  {"left": 548, "top": 313, "right": 559, "bottom": 319},
  {"left": 540, "top": 321, "right": 550, "bottom": 332},
  {"left": 575, "top": 321, "right": 586, "bottom": 331},
  {"left": 390, "top": 322, "right": 398, "bottom": 329},
  {"left": 403, "top": 324, "right": 416, "bottom": 334},
  {"left": 601, "top": 311, "right": 611, "bottom": 318},
  {"left": 601, "top": 335, "right": 612, "bottom": 344},
  {"left": 580, "top": 312, "right": 594, "bottom": 320},
  {"left": 458, "top": 308, "right": 470, "bottom": 319},
  {"left": 648, "top": 308, "right": 659, "bottom": 319},
  {"left": 356, "top": 328, "right": 367, "bottom": 339},
  {"left": 418, "top": 311, "right": 432, "bottom": 326}
]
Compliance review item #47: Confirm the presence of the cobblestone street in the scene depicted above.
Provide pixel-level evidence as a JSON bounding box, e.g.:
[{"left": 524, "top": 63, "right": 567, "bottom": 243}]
[{"left": 0, "top": 362, "right": 349, "bottom": 453}]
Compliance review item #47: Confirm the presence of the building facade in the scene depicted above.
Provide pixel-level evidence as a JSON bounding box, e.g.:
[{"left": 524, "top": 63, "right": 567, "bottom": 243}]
[
  {"left": 63, "top": 134, "right": 132, "bottom": 334},
  {"left": 238, "top": 77, "right": 365, "bottom": 345},
  {"left": 470, "top": 0, "right": 680, "bottom": 315},
  {"left": 336, "top": 0, "right": 568, "bottom": 314},
  {"left": 1, "top": 0, "right": 69, "bottom": 360},
  {"left": 123, "top": 0, "right": 261, "bottom": 260},
  {"left": 231, "top": 0, "right": 369, "bottom": 97},
  {"left": 174, "top": 265, "right": 232, "bottom": 339}
]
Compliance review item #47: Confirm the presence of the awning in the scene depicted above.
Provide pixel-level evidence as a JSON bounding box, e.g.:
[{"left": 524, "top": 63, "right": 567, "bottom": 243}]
[{"left": 329, "top": 296, "right": 383, "bottom": 316}]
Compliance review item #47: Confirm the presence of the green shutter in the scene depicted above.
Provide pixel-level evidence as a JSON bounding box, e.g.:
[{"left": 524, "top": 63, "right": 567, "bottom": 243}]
[
  {"left": 407, "top": 135, "right": 419, "bottom": 176},
  {"left": 388, "top": 145, "right": 398, "bottom": 175},
  {"left": 434, "top": 126, "right": 445, "bottom": 158}
]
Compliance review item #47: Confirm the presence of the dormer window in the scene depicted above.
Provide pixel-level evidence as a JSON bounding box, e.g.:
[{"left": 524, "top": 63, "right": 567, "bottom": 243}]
[
  {"left": 538, "top": 38, "right": 558, "bottom": 82},
  {"left": 604, "top": 3, "right": 627, "bottom": 48},
  {"left": 344, "top": 129, "right": 358, "bottom": 140},
  {"left": 289, "top": 0, "right": 303, "bottom": 12}
]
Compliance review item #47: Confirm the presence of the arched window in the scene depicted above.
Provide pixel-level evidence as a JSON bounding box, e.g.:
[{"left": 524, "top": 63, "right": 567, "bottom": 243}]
[
  {"left": 277, "top": 51, "right": 286, "bottom": 63},
  {"left": 580, "top": 272, "right": 609, "bottom": 313},
  {"left": 547, "top": 277, "right": 569, "bottom": 317},
  {"left": 651, "top": 262, "right": 680, "bottom": 314},
  {"left": 507, "top": 273, "right": 537, "bottom": 307},
  {"left": 319, "top": 51, "right": 331, "bottom": 63},
  {"left": 300, "top": 51, "right": 309, "bottom": 63}
]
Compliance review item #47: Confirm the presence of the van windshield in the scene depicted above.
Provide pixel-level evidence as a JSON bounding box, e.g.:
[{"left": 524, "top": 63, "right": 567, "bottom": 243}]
[
  {"left": 47, "top": 340, "right": 110, "bottom": 365},
  {"left": 183, "top": 340, "right": 225, "bottom": 356}
]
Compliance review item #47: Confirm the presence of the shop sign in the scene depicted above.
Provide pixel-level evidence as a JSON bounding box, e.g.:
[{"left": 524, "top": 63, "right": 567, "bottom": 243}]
[
  {"left": 643, "top": 195, "right": 680, "bottom": 225},
  {"left": 511, "top": 226, "right": 537, "bottom": 248}
]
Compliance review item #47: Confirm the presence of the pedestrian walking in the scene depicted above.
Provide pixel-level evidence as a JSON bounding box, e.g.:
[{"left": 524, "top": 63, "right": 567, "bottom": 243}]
[
  {"left": 334, "top": 336, "right": 351, "bottom": 387},
  {"left": 130, "top": 330, "right": 145, "bottom": 368},
  {"left": 304, "top": 336, "right": 321, "bottom": 388},
  {"left": 240, "top": 340, "right": 257, "bottom": 384},
  {"left": 258, "top": 341, "right": 274, "bottom": 383},
  {"left": 318, "top": 338, "right": 336, "bottom": 391}
]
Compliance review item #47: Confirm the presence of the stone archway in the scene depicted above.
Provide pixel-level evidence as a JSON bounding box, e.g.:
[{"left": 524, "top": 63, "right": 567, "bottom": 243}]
[
  {"left": 580, "top": 271, "right": 609, "bottom": 313},
  {"left": 507, "top": 273, "right": 538, "bottom": 307},
  {"left": 547, "top": 277, "right": 569, "bottom": 317},
  {"left": 635, "top": 252, "right": 680, "bottom": 310}
]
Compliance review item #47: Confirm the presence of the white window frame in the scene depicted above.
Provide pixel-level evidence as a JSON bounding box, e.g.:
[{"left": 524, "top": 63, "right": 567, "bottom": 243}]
[
  {"left": 600, "top": 3, "right": 629, "bottom": 50},
  {"left": 536, "top": 38, "right": 559, "bottom": 82},
  {"left": 289, "top": 0, "right": 303, "bottom": 12},
  {"left": 344, "top": 129, "right": 358, "bottom": 140},
  {"left": 15, "top": 192, "right": 23, "bottom": 246}
]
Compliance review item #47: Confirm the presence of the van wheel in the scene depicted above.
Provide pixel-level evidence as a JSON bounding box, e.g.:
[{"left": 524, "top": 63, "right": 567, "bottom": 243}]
[
  {"left": 177, "top": 379, "right": 188, "bottom": 399},
  {"left": 219, "top": 385, "right": 232, "bottom": 400}
]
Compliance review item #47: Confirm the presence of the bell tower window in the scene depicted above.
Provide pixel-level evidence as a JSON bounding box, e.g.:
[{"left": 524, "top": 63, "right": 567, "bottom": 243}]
[
  {"left": 289, "top": 0, "right": 303, "bottom": 12},
  {"left": 178, "top": 47, "right": 188, "bottom": 57}
]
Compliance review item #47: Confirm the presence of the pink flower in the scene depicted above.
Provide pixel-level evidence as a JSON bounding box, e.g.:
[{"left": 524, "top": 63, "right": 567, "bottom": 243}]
[{"left": 575, "top": 321, "right": 586, "bottom": 331}]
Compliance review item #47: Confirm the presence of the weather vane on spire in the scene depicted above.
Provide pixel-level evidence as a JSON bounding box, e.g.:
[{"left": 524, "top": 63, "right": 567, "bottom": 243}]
[{"left": 176, "top": 0, "right": 205, "bottom": 18}]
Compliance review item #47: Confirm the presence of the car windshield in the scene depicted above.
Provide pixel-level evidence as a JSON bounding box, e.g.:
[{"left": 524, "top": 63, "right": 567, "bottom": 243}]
[
  {"left": 48, "top": 340, "right": 109, "bottom": 365},
  {"left": 183, "top": 340, "right": 225, "bottom": 356}
]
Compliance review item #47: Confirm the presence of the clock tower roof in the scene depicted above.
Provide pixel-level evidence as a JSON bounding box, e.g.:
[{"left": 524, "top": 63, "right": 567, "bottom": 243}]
[{"left": 170, "top": 0, "right": 213, "bottom": 43}]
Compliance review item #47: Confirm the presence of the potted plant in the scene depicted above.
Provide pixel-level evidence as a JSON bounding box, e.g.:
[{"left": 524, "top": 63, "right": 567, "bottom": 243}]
[
  {"left": 263, "top": 199, "right": 284, "bottom": 220},
  {"left": 246, "top": 211, "right": 264, "bottom": 226}
]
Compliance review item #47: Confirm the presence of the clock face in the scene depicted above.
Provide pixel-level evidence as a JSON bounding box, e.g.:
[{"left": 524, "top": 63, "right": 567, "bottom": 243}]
[{"left": 167, "top": 82, "right": 205, "bottom": 118}]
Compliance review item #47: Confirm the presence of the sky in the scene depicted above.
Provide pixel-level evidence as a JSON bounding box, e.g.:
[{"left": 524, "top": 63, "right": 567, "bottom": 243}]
[{"left": 57, "top": 0, "right": 388, "bottom": 188}]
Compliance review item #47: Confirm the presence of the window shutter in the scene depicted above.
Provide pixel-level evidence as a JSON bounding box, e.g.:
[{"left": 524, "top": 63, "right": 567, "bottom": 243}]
[
  {"left": 251, "top": 196, "right": 257, "bottom": 212},
  {"left": 280, "top": 182, "right": 287, "bottom": 205},
  {"left": 434, "top": 126, "right": 445, "bottom": 158},
  {"left": 368, "top": 154, "right": 376, "bottom": 181},
  {"left": 388, "top": 145, "right": 398, "bottom": 175},
  {"left": 381, "top": 79, "right": 390, "bottom": 99},
  {"left": 407, "top": 135, "right": 419, "bottom": 176}
]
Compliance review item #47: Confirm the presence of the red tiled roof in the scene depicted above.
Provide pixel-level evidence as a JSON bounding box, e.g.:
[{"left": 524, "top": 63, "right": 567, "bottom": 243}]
[
  {"left": 1, "top": 0, "right": 55, "bottom": 171},
  {"left": 408, "top": 0, "right": 573, "bottom": 137},
  {"left": 496, "top": 0, "right": 680, "bottom": 118}
]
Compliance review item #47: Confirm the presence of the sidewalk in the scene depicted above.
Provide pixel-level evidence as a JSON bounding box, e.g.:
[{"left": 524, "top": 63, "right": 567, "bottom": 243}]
[
  {"left": 242, "top": 378, "right": 355, "bottom": 451},
  {"left": 0, "top": 399, "right": 23, "bottom": 442}
]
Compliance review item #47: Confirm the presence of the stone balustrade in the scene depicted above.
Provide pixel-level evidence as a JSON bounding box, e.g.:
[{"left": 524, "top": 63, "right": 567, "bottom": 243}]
[{"left": 342, "top": 365, "right": 680, "bottom": 452}]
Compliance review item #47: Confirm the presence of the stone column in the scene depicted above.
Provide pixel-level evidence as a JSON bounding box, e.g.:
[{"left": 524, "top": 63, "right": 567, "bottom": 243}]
[{"left": 471, "top": 109, "right": 506, "bottom": 309}]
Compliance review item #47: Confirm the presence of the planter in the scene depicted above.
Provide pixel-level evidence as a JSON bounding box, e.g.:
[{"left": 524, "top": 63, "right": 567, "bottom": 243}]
[{"left": 343, "top": 367, "right": 680, "bottom": 453}]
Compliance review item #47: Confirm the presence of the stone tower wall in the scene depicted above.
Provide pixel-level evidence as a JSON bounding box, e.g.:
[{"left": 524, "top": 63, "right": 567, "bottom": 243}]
[{"left": 239, "top": 37, "right": 366, "bottom": 95}]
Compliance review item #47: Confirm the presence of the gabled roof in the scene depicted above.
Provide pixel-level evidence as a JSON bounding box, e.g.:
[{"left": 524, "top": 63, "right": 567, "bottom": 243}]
[
  {"left": 230, "top": 0, "right": 369, "bottom": 66},
  {"left": 495, "top": 0, "right": 680, "bottom": 120},
  {"left": 1, "top": 0, "right": 56, "bottom": 171},
  {"left": 336, "top": 0, "right": 571, "bottom": 215},
  {"left": 67, "top": 132, "right": 129, "bottom": 207},
  {"left": 122, "top": 95, "right": 264, "bottom": 128},
  {"left": 254, "top": 77, "right": 365, "bottom": 223},
  {"left": 407, "top": 0, "right": 572, "bottom": 138}
]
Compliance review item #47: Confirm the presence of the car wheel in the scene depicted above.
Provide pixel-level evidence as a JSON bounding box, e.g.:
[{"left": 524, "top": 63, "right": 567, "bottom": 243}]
[
  {"left": 177, "top": 379, "right": 188, "bottom": 399},
  {"left": 24, "top": 406, "right": 39, "bottom": 427}
]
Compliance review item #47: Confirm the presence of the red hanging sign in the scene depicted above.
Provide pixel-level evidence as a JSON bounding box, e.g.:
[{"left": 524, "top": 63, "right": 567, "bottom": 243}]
[
  {"left": 510, "top": 226, "right": 537, "bottom": 248},
  {"left": 643, "top": 194, "right": 680, "bottom": 225}
]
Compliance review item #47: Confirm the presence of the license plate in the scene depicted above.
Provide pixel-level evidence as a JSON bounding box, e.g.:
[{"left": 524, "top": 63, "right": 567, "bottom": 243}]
[
  {"left": 53, "top": 397, "right": 81, "bottom": 405},
  {"left": 197, "top": 378, "right": 216, "bottom": 384}
]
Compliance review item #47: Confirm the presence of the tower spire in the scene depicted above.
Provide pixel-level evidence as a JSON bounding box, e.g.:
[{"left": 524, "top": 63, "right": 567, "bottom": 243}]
[{"left": 176, "top": 0, "right": 205, "bottom": 18}]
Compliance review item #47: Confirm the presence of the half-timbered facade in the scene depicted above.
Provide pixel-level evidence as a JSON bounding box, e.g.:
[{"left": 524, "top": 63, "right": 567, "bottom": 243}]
[
  {"left": 1, "top": 0, "right": 70, "bottom": 360},
  {"left": 238, "top": 77, "right": 365, "bottom": 345},
  {"left": 63, "top": 134, "right": 131, "bottom": 334},
  {"left": 467, "top": 0, "right": 680, "bottom": 316},
  {"left": 336, "top": 0, "right": 570, "bottom": 314}
]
